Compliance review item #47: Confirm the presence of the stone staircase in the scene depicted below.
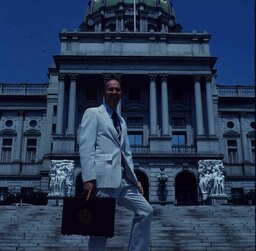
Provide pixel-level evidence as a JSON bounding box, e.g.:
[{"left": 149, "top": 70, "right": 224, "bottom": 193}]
[{"left": 0, "top": 204, "right": 254, "bottom": 251}]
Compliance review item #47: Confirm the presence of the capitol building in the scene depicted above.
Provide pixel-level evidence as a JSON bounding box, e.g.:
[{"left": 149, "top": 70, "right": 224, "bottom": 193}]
[{"left": 0, "top": 0, "right": 255, "bottom": 205}]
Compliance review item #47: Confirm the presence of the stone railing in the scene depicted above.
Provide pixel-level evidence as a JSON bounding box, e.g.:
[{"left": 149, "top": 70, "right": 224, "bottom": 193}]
[
  {"left": 131, "top": 145, "right": 150, "bottom": 153},
  {"left": 0, "top": 84, "right": 48, "bottom": 95},
  {"left": 131, "top": 145, "right": 196, "bottom": 154},
  {"left": 217, "top": 85, "right": 255, "bottom": 97},
  {"left": 171, "top": 145, "right": 196, "bottom": 154}
]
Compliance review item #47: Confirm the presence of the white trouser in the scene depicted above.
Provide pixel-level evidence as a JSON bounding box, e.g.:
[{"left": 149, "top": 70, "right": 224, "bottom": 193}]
[{"left": 88, "top": 178, "right": 153, "bottom": 251}]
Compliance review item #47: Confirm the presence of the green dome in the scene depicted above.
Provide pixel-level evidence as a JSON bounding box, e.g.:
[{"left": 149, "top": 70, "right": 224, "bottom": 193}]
[
  {"left": 90, "top": 0, "right": 171, "bottom": 12},
  {"left": 81, "top": 0, "right": 182, "bottom": 32}
]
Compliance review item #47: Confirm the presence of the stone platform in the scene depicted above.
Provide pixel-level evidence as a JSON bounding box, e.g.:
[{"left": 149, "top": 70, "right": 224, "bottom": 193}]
[{"left": 0, "top": 204, "right": 255, "bottom": 251}]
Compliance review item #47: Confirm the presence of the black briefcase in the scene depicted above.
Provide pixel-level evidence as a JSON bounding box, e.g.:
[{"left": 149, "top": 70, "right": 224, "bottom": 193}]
[{"left": 61, "top": 197, "right": 115, "bottom": 238}]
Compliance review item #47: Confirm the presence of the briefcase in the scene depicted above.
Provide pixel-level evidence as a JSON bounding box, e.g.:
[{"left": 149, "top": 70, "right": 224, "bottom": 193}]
[{"left": 61, "top": 197, "right": 115, "bottom": 238}]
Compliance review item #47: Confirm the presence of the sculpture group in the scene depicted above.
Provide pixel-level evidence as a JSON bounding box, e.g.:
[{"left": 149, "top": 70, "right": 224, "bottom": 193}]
[
  {"left": 49, "top": 160, "right": 75, "bottom": 197},
  {"left": 198, "top": 160, "right": 227, "bottom": 200}
]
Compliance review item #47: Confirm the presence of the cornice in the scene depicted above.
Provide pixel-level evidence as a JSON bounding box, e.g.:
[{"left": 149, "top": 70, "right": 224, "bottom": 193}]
[{"left": 53, "top": 55, "right": 217, "bottom": 67}]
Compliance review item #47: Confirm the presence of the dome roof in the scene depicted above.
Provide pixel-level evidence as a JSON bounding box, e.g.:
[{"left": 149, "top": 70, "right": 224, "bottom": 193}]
[
  {"left": 80, "top": 0, "right": 182, "bottom": 32},
  {"left": 91, "top": 0, "right": 171, "bottom": 14}
]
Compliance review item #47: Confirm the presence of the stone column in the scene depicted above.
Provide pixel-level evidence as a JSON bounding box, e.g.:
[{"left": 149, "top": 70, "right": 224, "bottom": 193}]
[
  {"left": 140, "top": 18, "right": 143, "bottom": 32},
  {"left": 194, "top": 76, "right": 204, "bottom": 136},
  {"left": 240, "top": 112, "right": 249, "bottom": 162},
  {"left": 14, "top": 110, "right": 24, "bottom": 161},
  {"left": 161, "top": 74, "right": 169, "bottom": 136},
  {"left": 205, "top": 75, "right": 215, "bottom": 135},
  {"left": 56, "top": 74, "right": 65, "bottom": 135},
  {"left": 149, "top": 74, "right": 158, "bottom": 136},
  {"left": 38, "top": 110, "right": 46, "bottom": 161},
  {"left": 120, "top": 19, "right": 124, "bottom": 31},
  {"left": 66, "top": 74, "right": 77, "bottom": 136},
  {"left": 116, "top": 19, "right": 119, "bottom": 32}
]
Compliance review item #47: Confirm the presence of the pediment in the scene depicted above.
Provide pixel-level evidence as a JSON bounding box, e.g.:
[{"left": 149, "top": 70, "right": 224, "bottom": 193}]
[
  {"left": 0, "top": 129, "right": 17, "bottom": 136},
  {"left": 171, "top": 104, "right": 189, "bottom": 112},
  {"left": 24, "top": 129, "right": 41, "bottom": 136},
  {"left": 247, "top": 131, "right": 255, "bottom": 138},
  {"left": 223, "top": 131, "right": 240, "bottom": 137},
  {"left": 124, "top": 103, "right": 146, "bottom": 112}
]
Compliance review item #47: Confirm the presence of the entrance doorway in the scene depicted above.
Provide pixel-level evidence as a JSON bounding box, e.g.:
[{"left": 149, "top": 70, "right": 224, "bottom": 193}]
[
  {"left": 134, "top": 170, "right": 149, "bottom": 201},
  {"left": 175, "top": 171, "right": 198, "bottom": 205}
]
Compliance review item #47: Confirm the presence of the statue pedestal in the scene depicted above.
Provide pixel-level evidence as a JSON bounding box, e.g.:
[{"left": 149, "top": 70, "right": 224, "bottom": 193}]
[
  {"left": 47, "top": 195, "right": 64, "bottom": 206},
  {"left": 209, "top": 195, "right": 228, "bottom": 206}
]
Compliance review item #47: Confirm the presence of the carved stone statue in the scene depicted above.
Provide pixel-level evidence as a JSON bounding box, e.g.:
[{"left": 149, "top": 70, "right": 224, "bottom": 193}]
[
  {"left": 49, "top": 160, "right": 75, "bottom": 196},
  {"left": 198, "top": 160, "right": 227, "bottom": 200},
  {"left": 157, "top": 169, "right": 168, "bottom": 204}
]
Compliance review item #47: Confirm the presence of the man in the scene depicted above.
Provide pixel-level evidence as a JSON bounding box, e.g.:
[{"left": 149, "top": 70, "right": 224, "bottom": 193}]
[{"left": 79, "top": 78, "right": 153, "bottom": 251}]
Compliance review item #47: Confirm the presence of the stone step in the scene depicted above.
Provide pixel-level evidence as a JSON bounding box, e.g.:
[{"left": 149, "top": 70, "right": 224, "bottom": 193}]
[{"left": 0, "top": 205, "right": 254, "bottom": 251}]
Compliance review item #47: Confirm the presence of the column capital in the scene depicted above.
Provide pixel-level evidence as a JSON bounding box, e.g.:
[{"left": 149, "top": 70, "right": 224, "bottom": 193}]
[
  {"left": 58, "top": 74, "right": 66, "bottom": 82},
  {"left": 160, "top": 74, "right": 168, "bottom": 82},
  {"left": 194, "top": 75, "right": 202, "bottom": 82},
  {"left": 18, "top": 110, "right": 25, "bottom": 116},
  {"left": 239, "top": 112, "right": 247, "bottom": 118},
  {"left": 149, "top": 74, "right": 157, "bottom": 81},
  {"left": 204, "top": 74, "right": 214, "bottom": 83},
  {"left": 69, "top": 73, "right": 78, "bottom": 81}
]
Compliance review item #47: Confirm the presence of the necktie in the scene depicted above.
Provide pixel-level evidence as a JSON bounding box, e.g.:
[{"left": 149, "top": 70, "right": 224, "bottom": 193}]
[
  {"left": 112, "top": 112, "right": 125, "bottom": 177},
  {"left": 111, "top": 111, "right": 121, "bottom": 141}
]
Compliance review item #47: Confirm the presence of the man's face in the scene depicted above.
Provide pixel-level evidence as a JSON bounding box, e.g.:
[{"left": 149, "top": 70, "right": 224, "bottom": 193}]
[{"left": 104, "top": 79, "right": 121, "bottom": 109}]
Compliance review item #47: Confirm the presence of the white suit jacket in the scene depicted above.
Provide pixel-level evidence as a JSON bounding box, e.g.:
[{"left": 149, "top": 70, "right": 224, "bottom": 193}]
[{"left": 78, "top": 104, "right": 138, "bottom": 188}]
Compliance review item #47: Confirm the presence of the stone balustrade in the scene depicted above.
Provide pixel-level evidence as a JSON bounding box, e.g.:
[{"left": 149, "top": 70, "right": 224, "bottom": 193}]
[
  {"left": 217, "top": 85, "right": 255, "bottom": 97},
  {"left": 0, "top": 84, "right": 48, "bottom": 95}
]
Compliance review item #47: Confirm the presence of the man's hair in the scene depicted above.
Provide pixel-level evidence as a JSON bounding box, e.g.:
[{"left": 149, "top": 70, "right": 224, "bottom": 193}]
[
  {"left": 103, "top": 74, "right": 121, "bottom": 88},
  {"left": 104, "top": 78, "right": 121, "bottom": 91}
]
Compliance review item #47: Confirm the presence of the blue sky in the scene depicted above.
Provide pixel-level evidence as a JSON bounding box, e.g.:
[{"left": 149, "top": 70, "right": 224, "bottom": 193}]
[{"left": 0, "top": 0, "right": 254, "bottom": 85}]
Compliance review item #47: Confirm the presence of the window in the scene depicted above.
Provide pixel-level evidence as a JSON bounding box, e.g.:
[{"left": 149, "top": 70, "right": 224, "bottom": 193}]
[
  {"left": 251, "top": 140, "right": 255, "bottom": 163},
  {"left": 25, "top": 139, "right": 37, "bottom": 163},
  {"left": 250, "top": 121, "right": 256, "bottom": 130},
  {"left": 5, "top": 120, "right": 13, "bottom": 127},
  {"left": 52, "top": 124, "right": 56, "bottom": 134},
  {"left": 53, "top": 105, "right": 57, "bottom": 116},
  {"left": 29, "top": 120, "right": 37, "bottom": 127},
  {"left": 1, "top": 138, "right": 13, "bottom": 163},
  {"left": 128, "top": 132, "right": 143, "bottom": 145},
  {"left": 172, "top": 132, "right": 186, "bottom": 145},
  {"left": 227, "top": 140, "right": 238, "bottom": 164},
  {"left": 227, "top": 121, "right": 234, "bottom": 129}
]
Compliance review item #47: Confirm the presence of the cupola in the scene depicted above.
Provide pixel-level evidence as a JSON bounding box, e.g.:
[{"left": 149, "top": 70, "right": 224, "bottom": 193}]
[{"left": 80, "top": 0, "right": 182, "bottom": 32}]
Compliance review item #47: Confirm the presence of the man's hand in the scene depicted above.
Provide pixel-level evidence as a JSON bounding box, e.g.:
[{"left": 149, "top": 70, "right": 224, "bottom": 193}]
[
  {"left": 137, "top": 181, "right": 144, "bottom": 196},
  {"left": 83, "top": 181, "right": 95, "bottom": 200}
]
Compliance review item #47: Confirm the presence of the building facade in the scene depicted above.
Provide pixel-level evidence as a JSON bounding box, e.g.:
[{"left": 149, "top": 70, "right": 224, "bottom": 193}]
[{"left": 0, "top": 0, "right": 255, "bottom": 204}]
